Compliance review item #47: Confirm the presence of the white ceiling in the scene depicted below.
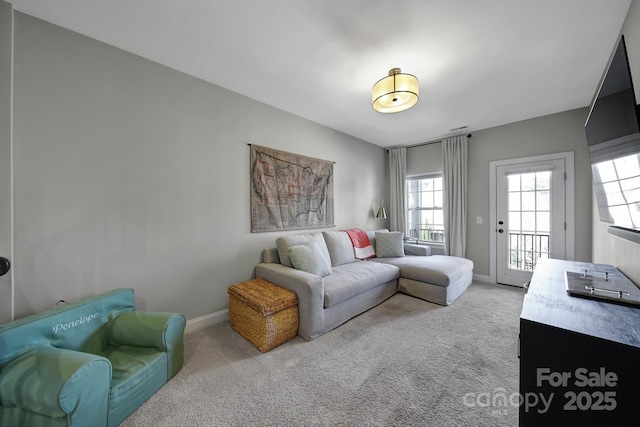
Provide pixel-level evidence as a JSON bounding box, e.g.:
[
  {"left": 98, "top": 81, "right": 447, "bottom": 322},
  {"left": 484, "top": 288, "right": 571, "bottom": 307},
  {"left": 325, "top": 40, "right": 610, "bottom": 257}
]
[{"left": 9, "top": 0, "right": 633, "bottom": 148}]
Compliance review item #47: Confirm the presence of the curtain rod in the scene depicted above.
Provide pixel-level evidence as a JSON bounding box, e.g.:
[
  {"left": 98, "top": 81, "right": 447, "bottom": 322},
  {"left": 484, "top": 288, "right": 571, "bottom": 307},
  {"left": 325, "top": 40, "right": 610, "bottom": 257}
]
[{"left": 386, "top": 133, "right": 472, "bottom": 152}]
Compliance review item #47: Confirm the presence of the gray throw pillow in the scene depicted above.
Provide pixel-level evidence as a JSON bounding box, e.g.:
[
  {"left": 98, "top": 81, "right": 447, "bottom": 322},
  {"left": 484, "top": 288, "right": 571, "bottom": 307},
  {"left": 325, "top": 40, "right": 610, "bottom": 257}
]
[
  {"left": 276, "top": 232, "right": 331, "bottom": 268},
  {"left": 375, "top": 231, "right": 404, "bottom": 257},
  {"left": 322, "top": 230, "right": 357, "bottom": 266},
  {"left": 288, "top": 241, "right": 333, "bottom": 277}
]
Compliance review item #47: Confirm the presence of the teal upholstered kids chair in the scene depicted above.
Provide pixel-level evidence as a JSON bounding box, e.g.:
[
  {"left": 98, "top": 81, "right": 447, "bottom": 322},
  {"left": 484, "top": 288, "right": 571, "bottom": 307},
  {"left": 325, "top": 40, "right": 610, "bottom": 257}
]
[{"left": 0, "top": 288, "right": 185, "bottom": 427}]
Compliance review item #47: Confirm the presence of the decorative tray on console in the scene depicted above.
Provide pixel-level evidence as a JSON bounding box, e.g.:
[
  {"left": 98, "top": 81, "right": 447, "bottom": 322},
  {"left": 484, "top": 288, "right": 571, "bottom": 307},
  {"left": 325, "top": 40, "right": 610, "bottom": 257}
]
[{"left": 565, "top": 267, "right": 640, "bottom": 307}]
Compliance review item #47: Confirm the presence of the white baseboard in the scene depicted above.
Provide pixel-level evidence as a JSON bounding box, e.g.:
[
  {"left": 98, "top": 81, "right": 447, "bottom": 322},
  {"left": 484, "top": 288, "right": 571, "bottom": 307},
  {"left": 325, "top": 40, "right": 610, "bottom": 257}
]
[
  {"left": 185, "top": 309, "right": 229, "bottom": 334},
  {"left": 473, "top": 273, "right": 492, "bottom": 283},
  {"left": 186, "top": 274, "right": 492, "bottom": 333}
]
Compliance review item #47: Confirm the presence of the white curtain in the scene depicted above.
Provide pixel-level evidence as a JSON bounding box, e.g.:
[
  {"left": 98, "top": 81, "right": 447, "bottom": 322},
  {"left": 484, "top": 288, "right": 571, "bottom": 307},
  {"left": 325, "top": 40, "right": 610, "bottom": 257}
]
[
  {"left": 442, "top": 135, "right": 468, "bottom": 257},
  {"left": 388, "top": 147, "right": 406, "bottom": 235}
]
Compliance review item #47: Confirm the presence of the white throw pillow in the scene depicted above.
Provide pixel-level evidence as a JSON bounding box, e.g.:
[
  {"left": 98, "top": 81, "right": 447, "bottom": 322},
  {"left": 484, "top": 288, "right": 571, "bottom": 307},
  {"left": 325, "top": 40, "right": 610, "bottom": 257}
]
[
  {"left": 375, "top": 231, "right": 405, "bottom": 257},
  {"left": 288, "top": 241, "right": 333, "bottom": 277}
]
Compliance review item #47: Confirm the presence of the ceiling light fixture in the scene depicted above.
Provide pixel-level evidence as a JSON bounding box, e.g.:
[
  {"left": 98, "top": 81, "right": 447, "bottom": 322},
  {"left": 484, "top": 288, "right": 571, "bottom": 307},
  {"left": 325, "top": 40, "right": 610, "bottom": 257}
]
[{"left": 372, "top": 68, "right": 419, "bottom": 113}]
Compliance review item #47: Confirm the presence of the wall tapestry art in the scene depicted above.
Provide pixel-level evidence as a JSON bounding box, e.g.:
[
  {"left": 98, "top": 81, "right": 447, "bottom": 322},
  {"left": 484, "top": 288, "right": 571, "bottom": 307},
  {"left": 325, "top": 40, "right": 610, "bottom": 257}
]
[{"left": 250, "top": 144, "right": 334, "bottom": 232}]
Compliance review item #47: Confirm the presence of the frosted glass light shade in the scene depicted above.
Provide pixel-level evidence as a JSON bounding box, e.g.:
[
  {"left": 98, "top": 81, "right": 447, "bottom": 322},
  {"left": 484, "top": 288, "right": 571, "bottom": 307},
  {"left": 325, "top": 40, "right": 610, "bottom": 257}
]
[{"left": 372, "top": 68, "right": 419, "bottom": 113}]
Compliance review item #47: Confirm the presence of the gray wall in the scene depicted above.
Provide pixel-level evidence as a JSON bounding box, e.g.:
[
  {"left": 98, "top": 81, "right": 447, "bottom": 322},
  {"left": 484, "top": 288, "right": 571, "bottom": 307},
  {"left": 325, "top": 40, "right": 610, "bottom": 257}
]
[
  {"left": 7, "top": 2, "right": 637, "bottom": 321},
  {"left": 407, "top": 108, "right": 593, "bottom": 278},
  {"left": 406, "top": 142, "right": 442, "bottom": 176},
  {"left": 592, "top": 0, "right": 640, "bottom": 284},
  {"left": 9, "top": 11, "right": 387, "bottom": 320},
  {"left": 467, "top": 109, "right": 593, "bottom": 276}
]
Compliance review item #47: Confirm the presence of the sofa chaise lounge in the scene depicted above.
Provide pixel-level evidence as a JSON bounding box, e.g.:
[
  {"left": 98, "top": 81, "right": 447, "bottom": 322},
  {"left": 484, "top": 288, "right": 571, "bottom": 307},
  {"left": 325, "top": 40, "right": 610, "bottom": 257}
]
[{"left": 255, "top": 229, "right": 473, "bottom": 341}]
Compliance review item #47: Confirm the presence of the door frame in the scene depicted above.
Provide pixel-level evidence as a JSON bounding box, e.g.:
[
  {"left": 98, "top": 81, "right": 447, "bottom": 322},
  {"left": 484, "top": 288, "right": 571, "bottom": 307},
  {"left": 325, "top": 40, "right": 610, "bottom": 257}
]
[
  {"left": 489, "top": 152, "right": 575, "bottom": 285},
  {"left": 0, "top": 2, "right": 13, "bottom": 324}
]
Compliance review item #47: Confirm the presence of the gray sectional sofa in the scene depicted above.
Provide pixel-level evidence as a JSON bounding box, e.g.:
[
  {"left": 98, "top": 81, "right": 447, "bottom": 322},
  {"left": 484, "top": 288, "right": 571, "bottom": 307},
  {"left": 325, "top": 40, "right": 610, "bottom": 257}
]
[{"left": 255, "top": 229, "right": 474, "bottom": 341}]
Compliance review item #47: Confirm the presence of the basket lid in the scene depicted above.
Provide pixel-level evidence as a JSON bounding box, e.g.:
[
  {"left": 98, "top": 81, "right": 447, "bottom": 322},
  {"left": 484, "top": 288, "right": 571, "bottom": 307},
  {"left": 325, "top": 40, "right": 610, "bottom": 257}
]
[{"left": 228, "top": 278, "right": 298, "bottom": 316}]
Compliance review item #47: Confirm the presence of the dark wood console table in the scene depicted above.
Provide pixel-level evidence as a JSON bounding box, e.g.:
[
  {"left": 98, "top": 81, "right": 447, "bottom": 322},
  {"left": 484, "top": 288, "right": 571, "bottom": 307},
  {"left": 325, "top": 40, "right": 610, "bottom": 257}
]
[{"left": 519, "top": 258, "right": 640, "bottom": 426}]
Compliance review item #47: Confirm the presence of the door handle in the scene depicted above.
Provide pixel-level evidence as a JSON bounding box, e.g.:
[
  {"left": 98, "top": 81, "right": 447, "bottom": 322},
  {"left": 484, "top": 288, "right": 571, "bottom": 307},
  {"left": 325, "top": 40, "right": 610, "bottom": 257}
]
[
  {"left": 498, "top": 229, "right": 504, "bottom": 233},
  {"left": 0, "top": 257, "right": 10, "bottom": 277}
]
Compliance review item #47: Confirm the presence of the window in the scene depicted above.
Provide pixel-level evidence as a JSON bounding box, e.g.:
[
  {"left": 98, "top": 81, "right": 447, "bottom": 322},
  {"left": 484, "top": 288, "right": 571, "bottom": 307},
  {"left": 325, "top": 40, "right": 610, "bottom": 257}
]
[
  {"left": 507, "top": 171, "right": 551, "bottom": 271},
  {"left": 406, "top": 174, "right": 445, "bottom": 242},
  {"left": 594, "top": 153, "right": 640, "bottom": 230}
]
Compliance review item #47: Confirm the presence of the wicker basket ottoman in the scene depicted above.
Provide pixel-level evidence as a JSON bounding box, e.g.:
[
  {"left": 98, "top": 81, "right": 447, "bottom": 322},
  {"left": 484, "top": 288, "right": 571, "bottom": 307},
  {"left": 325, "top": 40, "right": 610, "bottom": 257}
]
[{"left": 228, "top": 278, "right": 299, "bottom": 352}]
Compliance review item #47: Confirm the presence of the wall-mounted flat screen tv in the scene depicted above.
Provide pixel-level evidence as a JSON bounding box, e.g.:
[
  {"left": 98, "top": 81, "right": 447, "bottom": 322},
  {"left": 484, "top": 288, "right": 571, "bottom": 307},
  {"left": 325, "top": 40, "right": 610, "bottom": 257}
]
[{"left": 585, "top": 35, "right": 640, "bottom": 243}]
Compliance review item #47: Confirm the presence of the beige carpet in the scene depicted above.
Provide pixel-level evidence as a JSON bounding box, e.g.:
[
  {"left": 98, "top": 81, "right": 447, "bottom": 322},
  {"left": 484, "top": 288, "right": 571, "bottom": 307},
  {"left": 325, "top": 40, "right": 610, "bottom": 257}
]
[{"left": 121, "top": 282, "right": 524, "bottom": 426}]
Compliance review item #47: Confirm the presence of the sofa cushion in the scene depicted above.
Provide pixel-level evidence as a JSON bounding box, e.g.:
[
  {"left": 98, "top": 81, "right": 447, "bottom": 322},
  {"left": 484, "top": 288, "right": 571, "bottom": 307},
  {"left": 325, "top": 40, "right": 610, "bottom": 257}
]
[
  {"left": 276, "top": 233, "right": 331, "bottom": 268},
  {"left": 365, "top": 229, "right": 388, "bottom": 248},
  {"left": 288, "top": 242, "right": 333, "bottom": 277},
  {"left": 323, "top": 262, "right": 399, "bottom": 308},
  {"left": 262, "top": 248, "right": 281, "bottom": 264},
  {"left": 322, "top": 230, "right": 357, "bottom": 266},
  {"left": 375, "top": 231, "right": 405, "bottom": 258},
  {"left": 101, "top": 345, "right": 168, "bottom": 426},
  {"left": 403, "top": 244, "right": 432, "bottom": 256},
  {"left": 374, "top": 255, "right": 474, "bottom": 288}
]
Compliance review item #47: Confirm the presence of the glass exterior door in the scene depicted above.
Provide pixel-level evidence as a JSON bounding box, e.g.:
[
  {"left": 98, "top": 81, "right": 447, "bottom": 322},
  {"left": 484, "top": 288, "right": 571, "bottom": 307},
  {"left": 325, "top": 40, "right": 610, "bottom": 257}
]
[
  {"left": 507, "top": 171, "right": 551, "bottom": 272},
  {"left": 496, "top": 160, "right": 566, "bottom": 286}
]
